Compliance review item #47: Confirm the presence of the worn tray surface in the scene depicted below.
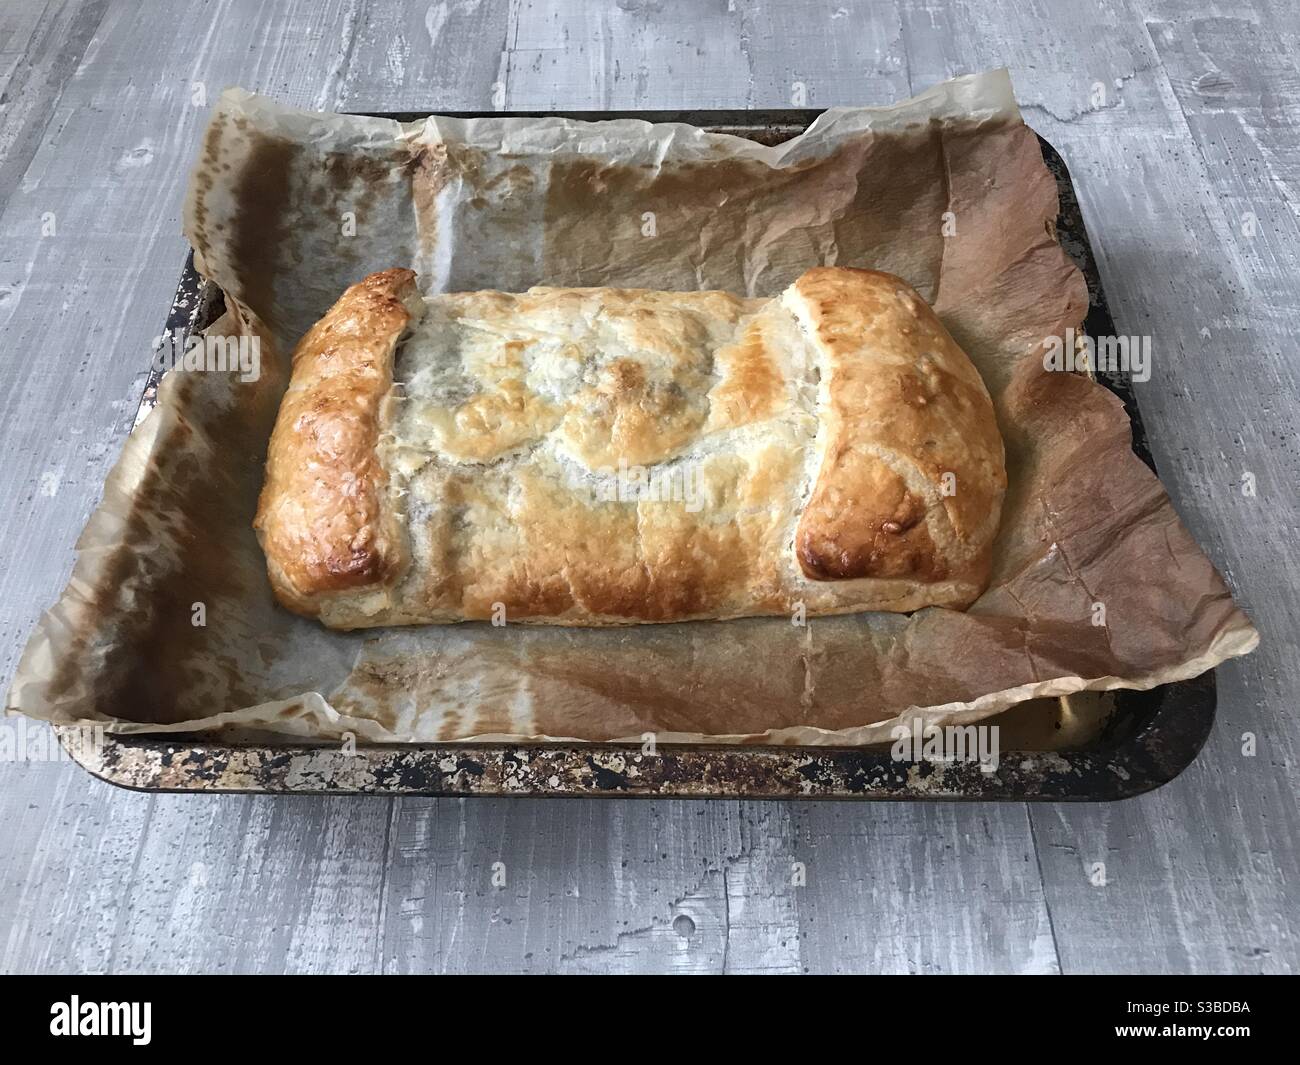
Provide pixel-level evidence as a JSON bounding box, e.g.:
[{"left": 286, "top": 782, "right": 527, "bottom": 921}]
[{"left": 62, "top": 111, "right": 1214, "bottom": 799}]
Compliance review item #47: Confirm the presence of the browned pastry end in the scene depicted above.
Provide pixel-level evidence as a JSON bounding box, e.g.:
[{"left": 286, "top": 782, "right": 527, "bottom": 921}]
[
  {"left": 253, "top": 268, "right": 421, "bottom": 616},
  {"left": 789, "top": 267, "right": 1004, "bottom": 592}
]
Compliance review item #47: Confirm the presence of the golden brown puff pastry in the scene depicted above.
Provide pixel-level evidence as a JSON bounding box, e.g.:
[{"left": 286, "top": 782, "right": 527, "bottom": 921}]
[{"left": 254, "top": 267, "right": 1006, "bottom": 628}]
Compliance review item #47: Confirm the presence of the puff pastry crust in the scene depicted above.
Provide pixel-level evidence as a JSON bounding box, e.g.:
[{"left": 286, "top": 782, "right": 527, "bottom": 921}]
[{"left": 254, "top": 267, "right": 1006, "bottom": 628}]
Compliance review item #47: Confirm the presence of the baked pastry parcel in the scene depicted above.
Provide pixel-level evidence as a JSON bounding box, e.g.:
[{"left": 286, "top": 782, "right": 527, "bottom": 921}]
[{"left": 254, "top": 267, "right": 1007, "bottom": 628}]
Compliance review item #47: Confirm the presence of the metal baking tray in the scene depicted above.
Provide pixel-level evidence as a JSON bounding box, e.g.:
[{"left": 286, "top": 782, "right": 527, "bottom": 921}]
[{"left": 56, "top": 110, "right": 1216, "bottom": 799}]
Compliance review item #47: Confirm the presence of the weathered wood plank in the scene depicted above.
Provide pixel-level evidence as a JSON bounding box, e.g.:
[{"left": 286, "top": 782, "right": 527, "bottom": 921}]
[
  {"left": 0, "top": 747, "right": 154, "bottom": 973},
  {"left": 381, "top": 799, "right": 785, "bottom": 974},
  {"left": 334, "top": 0, "right": 511, "bottom": 110},
  {"left": 792, "top": 803, "right": 1059, "bottom": 974},
  {"left": 107, "top": 795, "right": 393, "bottom": 974},
  {"left": 501, "top": 0, "right": 910, "bottom": 110},
  {"left": 898, "top": 0, "right": 1173, "bottom": 128},
  {"left": 0, "top": 0, "right": 109, "bottom": 222},
  {"left": 378, "top": 795, "right": 1062, "bottom": 974}
]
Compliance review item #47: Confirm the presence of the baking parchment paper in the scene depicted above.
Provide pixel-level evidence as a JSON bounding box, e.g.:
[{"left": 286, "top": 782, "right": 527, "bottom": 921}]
[{"left": 5, "top": 71, "right": 1259, "bottom": 744}]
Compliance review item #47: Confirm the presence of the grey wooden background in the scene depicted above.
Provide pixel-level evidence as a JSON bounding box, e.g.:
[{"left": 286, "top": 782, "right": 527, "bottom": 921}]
[{"left": 0, "top": 0, "right": 1295, "bottom": 974}]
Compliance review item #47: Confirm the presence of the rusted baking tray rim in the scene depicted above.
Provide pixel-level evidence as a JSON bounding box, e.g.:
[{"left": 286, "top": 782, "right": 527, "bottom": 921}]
[
  {"left": 58, "top": 110, "right": 1214, "bottom": 800},
  {"left": 59, "top": 674, "right": 1213, "bottom": 799}
]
